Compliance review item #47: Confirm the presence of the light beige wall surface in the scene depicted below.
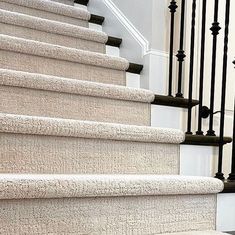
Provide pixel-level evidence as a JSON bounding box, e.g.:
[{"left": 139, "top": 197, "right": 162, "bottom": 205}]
[{"left": 111, "top": 0, "right": 176, "bottom": 52}]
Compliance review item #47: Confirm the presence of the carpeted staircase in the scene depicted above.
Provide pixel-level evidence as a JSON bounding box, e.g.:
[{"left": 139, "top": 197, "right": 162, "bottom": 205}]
[{"left": 0, "top": 0, "right": 228, "bottom": 234}]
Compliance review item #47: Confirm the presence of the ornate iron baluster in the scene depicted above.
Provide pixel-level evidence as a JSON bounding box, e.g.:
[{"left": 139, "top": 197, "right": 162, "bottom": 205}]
[
  {"left": 176, "top": 0, "right": 186, "bottom": 98},
  {"left": 186, "top": 0, "right": 197, "bottom": 135},
  {"left": 168, "top": 0, "right": 178, "bottom": 96},
  {"left": 207, "top": 0, "right": 221, "bottom": 136},
  {"left": 196, "top": 0, "right": 207, "bottom": 135},
  {"left": 215, "top": 0, "right": 231, "bottom": 180}
]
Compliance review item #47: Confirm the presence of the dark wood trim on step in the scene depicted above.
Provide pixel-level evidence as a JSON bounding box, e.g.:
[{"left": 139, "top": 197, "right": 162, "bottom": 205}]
[
  {"left": 182, "top": 135, "right": 233, "bottom": 146},
  {"left": 222, "top": 181, "right": 235, "bottom": 193},
  {"left": 106, "top": 36, "right": 122, "bottom": 47},
  {"left": 151, "top": 95, "right": 199, "bottom": 108},
  {"left": 74, "top": 0, "right": 89, "bottom": 6},
  {"left": 89, "top": 14, "right": 105, "bottom": 25},
  {"left": 126, "top": 63, "right": 143, "bottom": 74}
]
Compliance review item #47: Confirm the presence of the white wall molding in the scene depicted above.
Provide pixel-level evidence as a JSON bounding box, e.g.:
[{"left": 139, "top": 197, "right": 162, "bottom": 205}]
[
  {"left": 89, "top": 0, "right": 170, "bottom": 62},
  {"left": 145, "top": 49, "right": 169, "bottom": 58},
  {"left": 102, "top": 0, "right": 170, "bottom": 59},
  {"left": 103, "top": 0, "right": 150, "bottom": 56}
]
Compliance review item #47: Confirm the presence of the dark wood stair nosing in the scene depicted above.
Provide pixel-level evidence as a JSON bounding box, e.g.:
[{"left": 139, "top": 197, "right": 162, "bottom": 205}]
[
  {"left": 126, "top": 63, "right": 143, "bottom": 74},
  {"left": 222, "top": 181, "right": 235, "bottom": 193},
  {"left": 106, "top": 36, "right": 122, "bottom": 47},
  {"left": 89, "top": 14, "right": 105, "bottom": 25},
  {"left": 182, "top": 135, "right": 233, "bottom": 146},
  {"left": 151, "top": 95, "right": 199, "bottom": 108},
  {"left": 74, "top": 0, "right": 89, "bottom": 6}
]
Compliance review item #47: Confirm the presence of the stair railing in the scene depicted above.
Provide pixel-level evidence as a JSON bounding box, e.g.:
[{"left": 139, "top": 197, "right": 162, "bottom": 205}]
[
  {"left": 166, "top": 0, "right": 234, "bottom": 180},
  {"left": 168, "top": 0, "right": 178, "bottom": 96},
  {"left": 215, "top": 0, "right": 231, "bottom": 180}
]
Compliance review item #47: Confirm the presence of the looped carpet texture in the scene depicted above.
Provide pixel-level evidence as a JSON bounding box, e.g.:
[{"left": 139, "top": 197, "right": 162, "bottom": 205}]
[{"left": 0, "top": 0, "right": 227, "bottom": 234}]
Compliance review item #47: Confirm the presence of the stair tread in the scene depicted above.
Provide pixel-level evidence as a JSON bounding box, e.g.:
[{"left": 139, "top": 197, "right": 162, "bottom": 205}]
[
  {"left": 0, "top": 69, "right": 154, "bottom": 102},
  {"left": 0, "top": 113, "right": 184, "bottom": 143},
  {"left": 0, "top": 9, "right": 108, "bottom": 43},
  {"left": 0, "top": 34, "right": 129, "bottom": 70},
  {"left": 1, "top": 0, "right": 90, "bottom": 21},
  {"left": 0, "top": 174, "right": 223, "bottom": 200}
]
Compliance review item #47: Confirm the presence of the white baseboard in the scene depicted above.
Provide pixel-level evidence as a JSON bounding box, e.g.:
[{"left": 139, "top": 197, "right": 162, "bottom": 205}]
[{"left": 217, "top": 193, "right": 235, "bottom": 231}]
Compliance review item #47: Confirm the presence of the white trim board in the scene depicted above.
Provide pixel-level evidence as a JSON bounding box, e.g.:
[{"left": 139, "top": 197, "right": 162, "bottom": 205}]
[
  {"left": 103, "top": 0, "right": 149, "bottom": 55},
  {"left": 88, "top": 0, "right": 168, "bottom": 62}
]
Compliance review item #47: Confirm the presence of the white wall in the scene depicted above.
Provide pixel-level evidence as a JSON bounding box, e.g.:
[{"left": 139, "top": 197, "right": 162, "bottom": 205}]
[
  {"left": 217, "top": 193, "right": 235, "bottom": 231},
  {"left": 111, "top": 0, "right": 153, "bottom": 46},
  {"left": 111, "top": 0, "right": 171, "bottom": 51}
]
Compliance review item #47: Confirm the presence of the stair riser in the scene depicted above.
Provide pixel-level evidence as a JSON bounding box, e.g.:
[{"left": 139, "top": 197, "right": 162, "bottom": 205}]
[
  {"left": 0, "top": 133, "right": 179, "bottom": 174},
  {"left": 0, "top": 195, "right": 216, "bottom": 234},
  {"left": 0, "top": 50, "right": 126, "bottom": 85},
  {"left": 50, "top": 0, "right": 74, "bottom": 6},
  {"left": 0, "top": 2, "right": 88, "bottom": 27},
  {"left": 0, "top": 23, "right": 105, "bottom": 53},
  {"left": 0, "top": 85, "right": 151, "bottom": 125}
]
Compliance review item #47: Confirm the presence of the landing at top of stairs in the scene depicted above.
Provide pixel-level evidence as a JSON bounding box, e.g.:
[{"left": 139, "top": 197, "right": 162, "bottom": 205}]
[
  {"left": 0, "top": 0, "right": 90, "bottom": 21},
  {"left": 0, "top": 175, "right": 224, "bottom": 200}
]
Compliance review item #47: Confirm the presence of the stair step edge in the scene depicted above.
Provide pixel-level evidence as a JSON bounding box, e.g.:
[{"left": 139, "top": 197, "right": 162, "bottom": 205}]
[
  {"left": 0, "top": 9, "right": 122, "bottom": 47},
  {"left": 0, "top": 69, "right": 154, "bottom": 103},
  {"left": 2, "top": 0, "right": 90, "bottom": 21},
  {"left": 0, "top": 9, "right": 108, "bottom": 44},
  {"left": 0, "top": 175, "right": 223, "bottom": 200},
  {"left": 0, "top": 34, "right": 129, "bottom": 71},
  {"left": 0, "top": 113, "right": 184, "bottom": 144}
]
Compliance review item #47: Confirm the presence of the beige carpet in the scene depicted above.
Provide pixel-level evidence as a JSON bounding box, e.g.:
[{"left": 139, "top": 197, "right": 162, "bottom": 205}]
[
  {"left": 0, "top": 0, "right": 227, "bottom": 234},
  {"left": 0, "top": 0, "right": 90, "bottom": 26},
  {"left": 0, "top": 9, "right": 107, "bottom": 52},
  {"left": 0, "top": 175, "right": 224, "bottom": 234}
]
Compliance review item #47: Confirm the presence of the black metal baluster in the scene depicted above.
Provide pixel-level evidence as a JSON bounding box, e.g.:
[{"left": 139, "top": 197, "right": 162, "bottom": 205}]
[
  {"left": 168, "top": 0, "right": 178, "bottom": 96},
  {"left": 176, "top": 0, "right": 186, "bottom": 98},
  {"left": 207, "top": 0, "right": 221, "bottom": 136},
  {"left": 215, "top": 0, "right": 230, "bottom": 180},
  {"left": 186, "top": 0, "right": 197, "bottom": 135},
  {"left": 196, "top": 0, "right": 207, "bottom": 135},
  {"left": 228, "top": 97, "right": 235, "bottom": 181}
]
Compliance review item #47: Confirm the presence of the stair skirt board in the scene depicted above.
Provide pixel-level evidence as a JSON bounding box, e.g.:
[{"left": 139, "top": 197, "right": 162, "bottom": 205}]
[
  {"left": 0, "top": 175, "right": 223, "bottom": 234},
  {"left": 50, "top": 0, "right": 74, "bottom": 6},
  {"left": 0, "top": 1, "right": 89, "bottom": 27},
  {"left": 0, "top": 70, "right": 153, "bottom": 125},
  {"left": 0, "top": 9, "right": 108, "bottom": 52},
  {"left": 0, "top": 113, "right": 183, "bottom": 174},
  {"left": 0, "top": 35, "right": 129, "bottom": 85}
]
